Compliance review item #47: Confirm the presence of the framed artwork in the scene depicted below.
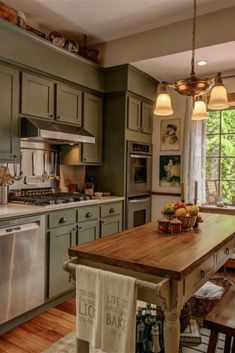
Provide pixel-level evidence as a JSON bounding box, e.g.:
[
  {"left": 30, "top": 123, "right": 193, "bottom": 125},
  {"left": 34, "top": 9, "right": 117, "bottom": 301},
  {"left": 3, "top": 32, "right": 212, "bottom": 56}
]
[
  {"left": 160, "top": 118, "right": 181, "bottom": 151},
  {"left": 159, "top": 155, "right": 181, "bottom": 187}
]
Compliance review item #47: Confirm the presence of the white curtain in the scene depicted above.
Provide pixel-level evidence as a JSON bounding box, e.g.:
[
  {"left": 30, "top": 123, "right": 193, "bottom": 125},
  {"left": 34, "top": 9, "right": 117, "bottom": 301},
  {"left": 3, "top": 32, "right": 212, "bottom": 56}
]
[{"left": 183, "top": 97, "right": 206, "bottom": 204}]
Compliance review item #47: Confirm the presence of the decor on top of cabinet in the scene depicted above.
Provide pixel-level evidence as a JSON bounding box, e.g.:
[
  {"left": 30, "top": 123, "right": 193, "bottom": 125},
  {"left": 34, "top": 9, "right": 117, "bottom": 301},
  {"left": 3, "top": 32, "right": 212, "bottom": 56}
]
[
  {"left": 160, "top": 118, "right": 180, "bottom": 151},
  {"left": 0, "top": 1, "right": 17, "bottom": 24},
  {"left": 48, "top": 31, "right": 66, "bottom": 48},
  {"left": 79, "top": 35, "right": 99, "bottom": 63},
  {"left": 84, "top": 172, "right": 95, "bottom": 196}
]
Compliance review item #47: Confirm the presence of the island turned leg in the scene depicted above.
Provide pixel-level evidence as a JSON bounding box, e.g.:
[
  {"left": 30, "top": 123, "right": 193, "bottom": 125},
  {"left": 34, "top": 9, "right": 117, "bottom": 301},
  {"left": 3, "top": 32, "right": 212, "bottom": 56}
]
[
  {"left": 163, "top": 310, "right": 180, "bottom": 353},
  {"left": 77, "top": 338, "right": 89, "bottom": 353}
]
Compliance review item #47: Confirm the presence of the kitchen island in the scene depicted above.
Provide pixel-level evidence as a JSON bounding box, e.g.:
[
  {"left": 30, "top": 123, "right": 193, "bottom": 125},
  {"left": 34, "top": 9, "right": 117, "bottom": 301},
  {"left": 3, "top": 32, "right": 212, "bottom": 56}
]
[{"left": 68, "top": 213, "right": 235, "bottom": 353}]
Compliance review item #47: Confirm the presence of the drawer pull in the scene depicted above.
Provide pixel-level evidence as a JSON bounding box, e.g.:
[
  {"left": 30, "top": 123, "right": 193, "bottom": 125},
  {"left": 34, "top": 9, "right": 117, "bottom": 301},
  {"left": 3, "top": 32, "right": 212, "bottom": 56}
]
[
  {"left": 200, "top": 270, "right": 206, "bottom": 279},
  {"left": 59, "top": 217, "right": 67, "bottom": 224},
  {"left": 225, "top": 247, "right": 230, "bottom": 255},
  {"left": 78, "top": 226, "right": 84, "bottom": 230},
  {"left": 109, "top": 208, "right": 115, "bottom": 214},
  {"left": 86, "top": 212, "right": 93, "bottom": 218}
]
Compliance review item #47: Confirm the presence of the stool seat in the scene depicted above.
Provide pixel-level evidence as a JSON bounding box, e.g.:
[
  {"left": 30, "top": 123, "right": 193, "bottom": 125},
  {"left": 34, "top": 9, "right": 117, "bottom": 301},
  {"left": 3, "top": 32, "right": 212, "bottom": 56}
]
[{"left": 204, "top": 286, "right": 235, "bottom": 353}]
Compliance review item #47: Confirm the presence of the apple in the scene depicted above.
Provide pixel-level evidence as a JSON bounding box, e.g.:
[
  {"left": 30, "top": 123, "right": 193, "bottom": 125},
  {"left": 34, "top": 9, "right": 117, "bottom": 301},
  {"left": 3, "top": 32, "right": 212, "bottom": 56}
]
[
  {"left": 174, "top": 202, "right": 186, "bottom": 210},
  {"left": 188, "top": 205, "right": 199, "bottom": 216}
]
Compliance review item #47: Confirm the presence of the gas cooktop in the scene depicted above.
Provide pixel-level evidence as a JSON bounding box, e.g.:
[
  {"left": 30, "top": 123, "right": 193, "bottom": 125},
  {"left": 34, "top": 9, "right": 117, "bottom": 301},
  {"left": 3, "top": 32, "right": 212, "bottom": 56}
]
[{"left": 9, "top": 188, "right": 91, "bottom": 206}]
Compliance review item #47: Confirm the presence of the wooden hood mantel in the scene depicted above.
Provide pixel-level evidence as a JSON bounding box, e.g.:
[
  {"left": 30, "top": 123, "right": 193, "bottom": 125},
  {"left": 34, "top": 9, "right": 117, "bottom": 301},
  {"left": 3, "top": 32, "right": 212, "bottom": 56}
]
[{"left": 69, "top": 213, "right": 235, "bottom": 280}]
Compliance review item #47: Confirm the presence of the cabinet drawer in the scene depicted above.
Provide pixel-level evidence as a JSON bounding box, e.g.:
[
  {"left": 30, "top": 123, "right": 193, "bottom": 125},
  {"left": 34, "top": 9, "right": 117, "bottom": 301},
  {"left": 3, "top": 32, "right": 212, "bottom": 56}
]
[
  {"left": 101, "top": 215, "right": 122, "bottom": 238},
  {"left": 77, "top": 205, "right": 99, "bottom": 222},
  {"left": 185, "top": 255, "right": 215, "bottom": 296},
  {"left": 48, "top": 209, "right": 76, "bottom": 229},
  {"left": 216, "top": 239, "right": 235, "bottom": 266},
  {"left": 100, "top": 202, "right": 122, "bottom": 218}
]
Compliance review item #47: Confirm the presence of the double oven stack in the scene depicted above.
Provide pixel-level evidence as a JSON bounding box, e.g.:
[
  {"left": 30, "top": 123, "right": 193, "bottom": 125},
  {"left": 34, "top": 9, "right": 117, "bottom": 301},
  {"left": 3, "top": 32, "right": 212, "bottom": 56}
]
[{"left": 126, "top": 141, "right": 152, "bottom": 229}]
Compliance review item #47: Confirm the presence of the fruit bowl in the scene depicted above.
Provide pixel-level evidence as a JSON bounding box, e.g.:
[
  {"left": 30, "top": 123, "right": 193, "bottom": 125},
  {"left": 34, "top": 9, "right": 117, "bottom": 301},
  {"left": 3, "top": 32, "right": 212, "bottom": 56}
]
[{"left": 176, "top": 215, "right": 198, "bottom": 231}]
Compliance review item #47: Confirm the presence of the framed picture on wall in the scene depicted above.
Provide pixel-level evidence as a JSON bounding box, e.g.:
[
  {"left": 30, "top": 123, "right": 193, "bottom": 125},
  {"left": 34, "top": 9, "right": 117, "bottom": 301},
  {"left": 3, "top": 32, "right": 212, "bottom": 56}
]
[
  {"left": 159, "top": 155, "right": 181, "bottom": 187},
  {"left": 160, "top": 118, "right": 181, "bottom": 151}
]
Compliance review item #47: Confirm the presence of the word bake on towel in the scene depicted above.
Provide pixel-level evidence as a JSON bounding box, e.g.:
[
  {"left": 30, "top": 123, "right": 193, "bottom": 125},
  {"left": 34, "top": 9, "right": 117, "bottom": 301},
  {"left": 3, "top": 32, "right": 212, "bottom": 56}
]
[{"left": 76, "top": 265, "right": 137, "bottom": 353}]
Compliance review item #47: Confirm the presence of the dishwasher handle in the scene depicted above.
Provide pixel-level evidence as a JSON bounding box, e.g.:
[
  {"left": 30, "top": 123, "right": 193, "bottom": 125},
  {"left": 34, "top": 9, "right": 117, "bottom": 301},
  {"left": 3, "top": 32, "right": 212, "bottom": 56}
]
[{"left": 0, "top": 222, "right": 39, "bottom": 237}]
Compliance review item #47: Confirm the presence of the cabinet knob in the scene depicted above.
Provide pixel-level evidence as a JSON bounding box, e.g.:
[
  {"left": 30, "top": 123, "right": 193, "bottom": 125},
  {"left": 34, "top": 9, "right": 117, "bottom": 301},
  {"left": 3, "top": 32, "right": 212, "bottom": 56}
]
[
  {"left": 11, "top": 155, "right": 18, "bottom": 159},
  {"left": 83, "top": 158, "right": 87, "bottom": 161},
  {"left": 56, "top": 116, "right": 60, "bottom": 120},
  {"left": 200, "top": 270, "right": 206, "bottom": 279},
  {"left": 225, "top": 247, "right": 230, "bottom": 255},
  {"left": 109, "top": 208, "right": 115, "bottom": 214},
  {"left": 59, "top": 217, "right": 67, "bottom": 224},
  {"left": 49, "top": 114, "right": 54, "bottom": 118},
  {"left": 86, "top": 212, "right": 93, "bottom": 218},
  {"left": 78, "top": 226, "right": 84, "bottom": 230}
]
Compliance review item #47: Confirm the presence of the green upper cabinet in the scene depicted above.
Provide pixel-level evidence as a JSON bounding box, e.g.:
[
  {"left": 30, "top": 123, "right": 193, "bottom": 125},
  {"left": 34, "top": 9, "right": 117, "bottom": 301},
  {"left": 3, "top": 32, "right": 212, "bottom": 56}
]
[
  {"left": 21, "top": 72, "right": 54, "bottom": 119},
  {"left": 127, "top": 96, "right": 141, "bottom": 132},
  {"left": 82, "top": 93, "right": 103, "bottom": 164},
  {"left": 0, "top": 63, "right": 20, "bottom": 162},
  {"left": 141, "top": 101, "right": 153, "bottom": 134},
  {"left": 56, "top": 83, "right": 82, "bottom": 126},
  {"left": 127, "top": 95, "right": 153, "bottom": 136}
]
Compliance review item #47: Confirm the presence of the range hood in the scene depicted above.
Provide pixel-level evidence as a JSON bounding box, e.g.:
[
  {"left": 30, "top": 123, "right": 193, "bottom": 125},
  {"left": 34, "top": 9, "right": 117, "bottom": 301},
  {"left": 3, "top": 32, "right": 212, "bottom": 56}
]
[{"left": 21, "top": 117, "right": 95, "bottom": 144}]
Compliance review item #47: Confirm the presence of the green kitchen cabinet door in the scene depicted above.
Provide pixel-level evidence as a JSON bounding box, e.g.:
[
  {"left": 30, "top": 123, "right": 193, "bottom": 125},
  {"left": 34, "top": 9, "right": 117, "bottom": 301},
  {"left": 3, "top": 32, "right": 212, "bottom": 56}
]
[
  {"left": 100, "top": 215, "right": 123, "bottom": 238},
  {"left": 127, "top": 96, "right": 141, "bottom": 132},
  {"left": 56, "top": 83, "right": 82, "bottom": 126},
  {"left": 21, "top": 72, "right": 54, "bottom": 120},
  {"left": 141, "top": 102, "right": 153, "bottom": 134},
  {"left": 48, "top": 225, "right": 76, "bottom": 298},
  {"left": 82, "top": 93, "right": 103, "bottom": 164},
  {"left": 78, "top": 220, "right": 100, "bottom": 244},
  {"left": 0, "top": 64, "right": 20, "bottom": 162}
]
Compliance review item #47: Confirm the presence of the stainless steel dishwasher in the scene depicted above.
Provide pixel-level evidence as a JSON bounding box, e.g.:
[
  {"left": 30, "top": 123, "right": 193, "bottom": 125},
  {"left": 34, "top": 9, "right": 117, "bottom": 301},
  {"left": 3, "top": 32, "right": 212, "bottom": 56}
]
[{"left": 0, "top": 215, "right": 45, "bottom": 325}]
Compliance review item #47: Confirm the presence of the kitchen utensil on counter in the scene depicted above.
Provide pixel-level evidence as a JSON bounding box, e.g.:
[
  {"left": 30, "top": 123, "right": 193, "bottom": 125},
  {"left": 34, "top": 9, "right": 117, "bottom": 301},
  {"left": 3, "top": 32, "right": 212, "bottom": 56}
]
[
  {"left": 24, "top": 152, "right": 42, "bottom": 185},
  {"left": 49, "top": 152, "right": 55, "bottom": 180},
  {"left": 0, "top": 185, "right": 8, "bottom": 205},
  {"left": 41, "top": 152, "right": 48, "bottom": 182},
  {"left": 54, "top": 152, "right": 60, "bottom": 181}
]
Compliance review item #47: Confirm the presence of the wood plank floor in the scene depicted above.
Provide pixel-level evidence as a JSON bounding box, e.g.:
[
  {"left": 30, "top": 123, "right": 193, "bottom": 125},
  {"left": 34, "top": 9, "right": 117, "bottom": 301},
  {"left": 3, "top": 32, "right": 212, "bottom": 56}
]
[
  {"left": 0, "top": 299, "right": 76, "bottom": 353},
  {"left": 0, "top": 270, "right": 234, "bottom": 353}
]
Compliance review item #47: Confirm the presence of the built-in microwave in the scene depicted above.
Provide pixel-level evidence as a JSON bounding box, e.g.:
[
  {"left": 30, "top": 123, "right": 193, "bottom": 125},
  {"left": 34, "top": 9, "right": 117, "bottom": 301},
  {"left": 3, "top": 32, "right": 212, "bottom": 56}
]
[{"left": 126, "top": 141, "right": 152, "bottom": 197}]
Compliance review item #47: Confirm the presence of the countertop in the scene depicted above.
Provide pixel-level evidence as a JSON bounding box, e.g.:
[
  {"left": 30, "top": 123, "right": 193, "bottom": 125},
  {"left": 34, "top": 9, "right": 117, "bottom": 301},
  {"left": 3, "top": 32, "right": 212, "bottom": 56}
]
[
  {"left": 0, "top": 196, "right": 124, "bottom": 220},
  {"left": 69, "top": 213, "right": 235, "bottom": 280}
]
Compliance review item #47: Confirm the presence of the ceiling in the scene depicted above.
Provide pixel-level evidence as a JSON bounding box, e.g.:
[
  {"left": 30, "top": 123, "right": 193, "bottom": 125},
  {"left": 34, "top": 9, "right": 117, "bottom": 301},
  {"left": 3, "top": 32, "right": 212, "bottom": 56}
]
[
  {"left": 4, "top": 0, "right": 235, "bottom": 44},
  {"left": 4, "top": 0, "right": 235, "bottom": 81}
]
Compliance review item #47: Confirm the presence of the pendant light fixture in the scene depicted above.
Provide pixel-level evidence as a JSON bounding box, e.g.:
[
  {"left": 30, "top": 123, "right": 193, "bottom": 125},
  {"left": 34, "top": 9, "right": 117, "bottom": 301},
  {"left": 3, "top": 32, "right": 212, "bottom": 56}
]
[
  {"left": 154, "top": 0, "right": 229, "bottom": 118},
  {"left": 192, "top": 96, "right": 208, "bottom": 120}
]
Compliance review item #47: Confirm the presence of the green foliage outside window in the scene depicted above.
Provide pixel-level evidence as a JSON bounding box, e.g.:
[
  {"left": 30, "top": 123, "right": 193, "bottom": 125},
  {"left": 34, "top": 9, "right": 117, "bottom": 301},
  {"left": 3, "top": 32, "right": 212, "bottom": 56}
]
[{"left": 206, "top": 110, "right": 235, "bottom": 203}]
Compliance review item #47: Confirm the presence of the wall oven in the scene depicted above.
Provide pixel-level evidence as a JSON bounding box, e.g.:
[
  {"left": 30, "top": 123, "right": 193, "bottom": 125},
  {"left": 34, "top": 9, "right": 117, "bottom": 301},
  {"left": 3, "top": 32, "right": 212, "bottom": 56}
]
[
  {"left": 127, "top": 141, "right": 152, "bottom": 197},
  {"left": 126, "top": 141, "right": 152, "bottom": 229},
  {"left": 127, "top": 195, "right": 151, "bottom": 229}
]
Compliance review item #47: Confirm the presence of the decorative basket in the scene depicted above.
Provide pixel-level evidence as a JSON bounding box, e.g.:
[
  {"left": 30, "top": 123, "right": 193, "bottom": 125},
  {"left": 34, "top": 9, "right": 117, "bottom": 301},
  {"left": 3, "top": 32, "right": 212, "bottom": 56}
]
[
  {"left": 189, "top": 274, "right": 232, "bottom": 318},
  {"left": 176, "top": 215, "right": 197, "bottom": 231}
]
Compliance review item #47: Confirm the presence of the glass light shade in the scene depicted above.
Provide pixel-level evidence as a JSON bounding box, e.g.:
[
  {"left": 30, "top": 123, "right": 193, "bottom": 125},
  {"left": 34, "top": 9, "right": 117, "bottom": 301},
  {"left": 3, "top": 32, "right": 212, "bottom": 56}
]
[
  {"left": 154, "top": 93, "right": 173, "bottom": 116},
  {"left": 192, "top": 99, "right": 208, "bottom": 120},
  {"left": 208, "top": 85, "right": 229, "bottom": 110}
]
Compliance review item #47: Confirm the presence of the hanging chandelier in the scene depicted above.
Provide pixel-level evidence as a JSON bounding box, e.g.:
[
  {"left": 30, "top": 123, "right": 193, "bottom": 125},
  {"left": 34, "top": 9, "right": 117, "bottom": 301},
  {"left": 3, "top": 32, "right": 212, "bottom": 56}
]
[{"left": 154, "top": 0, "right": 229, "bottom": 120}]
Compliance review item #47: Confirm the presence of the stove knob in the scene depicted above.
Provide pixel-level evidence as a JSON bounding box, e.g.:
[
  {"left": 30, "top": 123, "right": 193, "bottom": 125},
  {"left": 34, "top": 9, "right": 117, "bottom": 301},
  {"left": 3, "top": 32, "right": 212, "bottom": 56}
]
[
  {"left": 69, "top": 199, "right": 74, "bottom": 203},
  {"left": 49, "top": 200, "right": 55, "bottom": 205},
  {"left": 57, "top": 200, "right": 63, "bottom": 205}
]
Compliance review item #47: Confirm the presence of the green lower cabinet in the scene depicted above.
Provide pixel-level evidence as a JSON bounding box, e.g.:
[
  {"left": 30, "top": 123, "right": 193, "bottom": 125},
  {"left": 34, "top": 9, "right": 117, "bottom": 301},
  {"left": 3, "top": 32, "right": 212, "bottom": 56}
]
[
  {"left": 101, "top": 215, "right": 122, "bottom": 238},
  {"left": 78, "top": 220, "right": 100, "bottom": 244},
  {"left": 48, "top": 224, "right": 77, "bottom": 298}
]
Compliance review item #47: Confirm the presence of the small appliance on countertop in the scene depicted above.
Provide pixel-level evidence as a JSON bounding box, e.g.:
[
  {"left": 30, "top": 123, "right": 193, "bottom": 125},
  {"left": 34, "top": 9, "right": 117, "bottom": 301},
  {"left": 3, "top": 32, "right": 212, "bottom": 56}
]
[{"left": 9, "top": 187, "right": 92, "bottom": 206}]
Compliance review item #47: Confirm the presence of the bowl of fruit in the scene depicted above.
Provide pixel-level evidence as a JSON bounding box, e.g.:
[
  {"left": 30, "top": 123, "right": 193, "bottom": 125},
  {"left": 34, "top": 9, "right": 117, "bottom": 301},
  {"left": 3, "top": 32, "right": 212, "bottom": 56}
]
[{"left": 162, "top": 202, "right": 201, "bottom": 232}]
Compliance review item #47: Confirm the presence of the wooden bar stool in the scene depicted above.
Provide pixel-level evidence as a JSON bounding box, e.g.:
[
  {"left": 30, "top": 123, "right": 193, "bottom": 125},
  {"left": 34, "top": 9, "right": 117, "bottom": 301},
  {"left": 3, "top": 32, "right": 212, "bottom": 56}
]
[{"left": 204, "top": 286, "right": 235, "bottom": 353}]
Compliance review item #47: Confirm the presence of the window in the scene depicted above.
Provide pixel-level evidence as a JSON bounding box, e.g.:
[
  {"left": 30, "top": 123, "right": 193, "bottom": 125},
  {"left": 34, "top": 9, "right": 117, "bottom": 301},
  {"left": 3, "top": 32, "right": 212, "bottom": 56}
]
[{"left": 206, "top": 109, "right": 235, "bottom": 203}]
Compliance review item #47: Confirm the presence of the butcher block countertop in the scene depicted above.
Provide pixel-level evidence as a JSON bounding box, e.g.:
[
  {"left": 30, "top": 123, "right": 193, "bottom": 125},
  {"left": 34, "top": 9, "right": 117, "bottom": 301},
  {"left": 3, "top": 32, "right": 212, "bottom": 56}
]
[{"left": 69, "top": 213, "right": 235, "bottom": 280}]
